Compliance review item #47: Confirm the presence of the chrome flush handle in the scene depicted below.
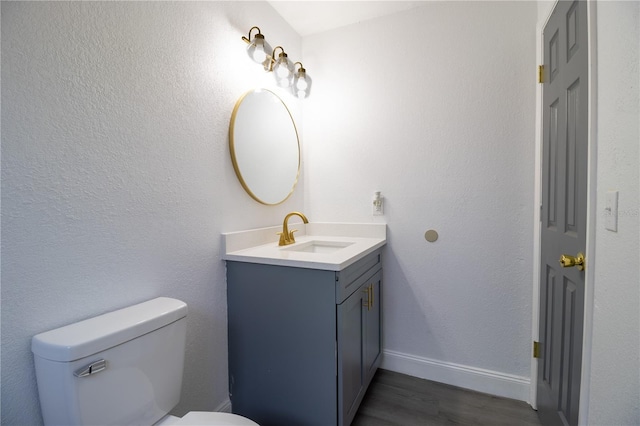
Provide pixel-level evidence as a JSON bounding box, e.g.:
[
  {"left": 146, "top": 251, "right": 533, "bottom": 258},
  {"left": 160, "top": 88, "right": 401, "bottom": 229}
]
[{"left": 74, "top": 359, "right": 107, "bottom": 378}]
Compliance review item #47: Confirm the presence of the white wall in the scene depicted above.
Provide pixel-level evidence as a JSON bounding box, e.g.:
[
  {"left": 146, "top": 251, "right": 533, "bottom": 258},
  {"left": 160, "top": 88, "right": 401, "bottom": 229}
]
[
  {"left": 587, "top": 1, "right": 640, "bottom": 424},
  {"left": 302, "top": 1, "right": 537, "bottom": 400},
  {"left": 1, "top": 2, "right": 303, "bottom": 424}
]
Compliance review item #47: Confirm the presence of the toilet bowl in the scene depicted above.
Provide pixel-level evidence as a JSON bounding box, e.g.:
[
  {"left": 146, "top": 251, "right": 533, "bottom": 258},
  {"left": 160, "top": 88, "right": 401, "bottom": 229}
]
[{"left": 32, "top": 297, "right": 258, "bottom": 426}]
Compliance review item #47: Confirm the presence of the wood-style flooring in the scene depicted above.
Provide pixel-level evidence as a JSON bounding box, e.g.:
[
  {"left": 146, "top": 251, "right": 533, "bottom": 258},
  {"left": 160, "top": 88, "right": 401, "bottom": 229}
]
[{"left": 352, "top": 369, "right": 542, "bottom": 426}]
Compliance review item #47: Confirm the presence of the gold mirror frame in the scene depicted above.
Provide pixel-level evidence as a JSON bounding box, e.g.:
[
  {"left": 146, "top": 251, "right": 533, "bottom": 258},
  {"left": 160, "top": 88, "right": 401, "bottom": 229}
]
[{"left": 229, "top": 89, "right": 300, "bottom": 205}]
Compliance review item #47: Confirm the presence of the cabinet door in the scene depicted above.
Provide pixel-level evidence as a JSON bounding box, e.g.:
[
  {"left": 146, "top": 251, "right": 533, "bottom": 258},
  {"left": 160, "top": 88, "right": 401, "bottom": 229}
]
[
  {"left": 227, "top": 262, "right": 337, "bottom": 426},
  {"left": 364, "top": 270, "right": 382, "bottom": 385},
  {"left": 337, "top": 285, "right": 366, "bottom": 426}
]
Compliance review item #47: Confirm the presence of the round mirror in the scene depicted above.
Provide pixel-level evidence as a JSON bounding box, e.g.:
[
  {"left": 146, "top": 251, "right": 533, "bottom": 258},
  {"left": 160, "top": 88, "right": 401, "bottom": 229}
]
[{"left": 229, "top": 89, "right": 300, "bottom": 205}]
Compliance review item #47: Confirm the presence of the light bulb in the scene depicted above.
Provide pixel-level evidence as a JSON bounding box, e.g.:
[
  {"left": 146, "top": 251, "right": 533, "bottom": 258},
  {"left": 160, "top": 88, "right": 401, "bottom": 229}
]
[
  {"left": 275, "top": 60, "right": 291, "bottom": 80},
  {"left": 273, "top": 54, "right": 292, "bottom": 87},
  {"left": 295, "top": 75, "right": 308, "bottom": 91},
  {"left": 252, "top": 44, "right": 266, "bottom": 63},
  {"left": 247, "top": 33, "right": 268, "bottom": 65},
  {"left": 277, "top": 75, "right": 292, "bottom": 88}
]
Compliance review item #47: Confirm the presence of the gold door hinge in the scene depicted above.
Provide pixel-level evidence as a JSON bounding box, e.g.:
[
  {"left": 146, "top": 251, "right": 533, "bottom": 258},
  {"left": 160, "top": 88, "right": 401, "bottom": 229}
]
[
  {"left": 537, "top": 65, "right": 544, "bottom": 84},
  {"left": 533, "top": 341, "right": 541, "bottom": 358}
]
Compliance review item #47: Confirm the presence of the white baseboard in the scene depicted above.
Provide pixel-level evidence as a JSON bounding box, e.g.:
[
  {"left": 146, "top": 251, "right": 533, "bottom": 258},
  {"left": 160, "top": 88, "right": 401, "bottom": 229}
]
[
  {"left": 381, "top": 349, "right": 531, "bottom": 403},
  {"left": 214, "top": 399, "right": 232, "bottom": 413}
]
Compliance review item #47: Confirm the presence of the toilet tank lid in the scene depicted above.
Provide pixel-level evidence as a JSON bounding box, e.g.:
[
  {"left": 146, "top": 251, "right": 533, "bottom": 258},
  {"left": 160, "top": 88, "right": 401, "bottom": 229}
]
[{"left": 32, "top": 297, "right": 187, "bottom": 362}]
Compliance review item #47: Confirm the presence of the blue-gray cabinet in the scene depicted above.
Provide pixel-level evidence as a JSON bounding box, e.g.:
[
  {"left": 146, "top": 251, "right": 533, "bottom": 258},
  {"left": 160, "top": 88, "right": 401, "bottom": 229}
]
[{"left": 226, "top": 250, "right": 382, "bottom": 426}]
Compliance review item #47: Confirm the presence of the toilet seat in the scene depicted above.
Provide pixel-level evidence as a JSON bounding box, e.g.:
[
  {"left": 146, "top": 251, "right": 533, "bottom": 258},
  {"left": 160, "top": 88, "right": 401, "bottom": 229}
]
[
  {"left": 177, "top": 411, "right": 259, "bottom": 426},
  {"left": 156, "top": 412, "right": 258, "bottom": 426}
]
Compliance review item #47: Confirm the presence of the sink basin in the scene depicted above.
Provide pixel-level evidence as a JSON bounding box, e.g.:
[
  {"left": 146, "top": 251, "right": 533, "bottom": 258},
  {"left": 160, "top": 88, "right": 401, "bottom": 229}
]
[{"left": 282, "top": 240, "right": 354, "bottom": 254}]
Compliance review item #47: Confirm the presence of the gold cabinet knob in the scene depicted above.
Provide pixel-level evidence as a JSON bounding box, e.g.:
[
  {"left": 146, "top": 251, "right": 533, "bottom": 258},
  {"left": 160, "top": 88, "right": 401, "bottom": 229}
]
[{"left": 559, "top": 252, "right": 585, "bottom": 271}]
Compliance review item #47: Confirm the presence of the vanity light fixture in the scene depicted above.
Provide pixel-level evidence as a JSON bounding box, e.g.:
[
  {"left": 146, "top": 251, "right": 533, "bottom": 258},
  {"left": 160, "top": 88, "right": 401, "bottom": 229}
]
[{"left": 242, "top": 26, "right": 311, "bottom": 97}]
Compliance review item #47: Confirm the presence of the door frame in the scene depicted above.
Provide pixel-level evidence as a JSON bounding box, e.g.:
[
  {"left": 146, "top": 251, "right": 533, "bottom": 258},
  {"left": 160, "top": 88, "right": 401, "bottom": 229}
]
[{"left": 530, "top": 1, "right": 598, "bottom": 424}]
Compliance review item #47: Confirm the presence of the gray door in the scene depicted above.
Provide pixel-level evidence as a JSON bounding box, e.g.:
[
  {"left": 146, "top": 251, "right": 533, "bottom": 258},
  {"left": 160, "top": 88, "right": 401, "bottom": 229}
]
[{"left": 538, "top": 1, "right": 588, "bottom": 425}]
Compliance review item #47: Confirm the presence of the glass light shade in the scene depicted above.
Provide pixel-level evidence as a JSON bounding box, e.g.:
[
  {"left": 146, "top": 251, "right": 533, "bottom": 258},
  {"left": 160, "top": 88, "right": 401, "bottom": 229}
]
[
  {"left": 247, "top": 34, "right": 268, "bottom": 65},
  {"left": 252, "top": 44, "right": 266, "bottom": 63},
  {"left": 295, "top": 74, "right": 308, "bottom": 91},
  {"left": 293, "top": 70, "right": 311, "bottom": 98},
  {"left": 273, "top": 54, "right": 293, "bottom": 87}
]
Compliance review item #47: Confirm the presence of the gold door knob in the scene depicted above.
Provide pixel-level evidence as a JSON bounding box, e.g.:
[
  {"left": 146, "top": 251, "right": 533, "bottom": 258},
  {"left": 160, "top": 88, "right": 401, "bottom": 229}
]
[{"left": 559, "top": 252, "right": 585, "bottom": 271}]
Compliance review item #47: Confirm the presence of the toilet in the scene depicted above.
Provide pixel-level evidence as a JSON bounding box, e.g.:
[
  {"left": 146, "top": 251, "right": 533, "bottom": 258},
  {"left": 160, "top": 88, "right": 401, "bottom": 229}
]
[{"left": 31, "top": 297, "right": 258, "bottom": 426}]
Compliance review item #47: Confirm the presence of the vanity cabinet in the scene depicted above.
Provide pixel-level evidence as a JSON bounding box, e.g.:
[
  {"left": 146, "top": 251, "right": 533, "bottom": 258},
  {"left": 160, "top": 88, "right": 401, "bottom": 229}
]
[{"left": 226, "top": 249, "right": 382, "bottom": 426}]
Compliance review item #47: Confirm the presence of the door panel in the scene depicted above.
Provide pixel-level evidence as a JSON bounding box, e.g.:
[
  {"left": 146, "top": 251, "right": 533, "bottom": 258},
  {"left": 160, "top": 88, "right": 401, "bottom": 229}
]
[
  {"left": 565, "top": 78, "right": 580, "bottom": 235},
  {"left": 547, "top": 98, "right": 559, "bottom": 229},
  {"left": 538, "top": 1, "right": 588, "bottom": 426}
]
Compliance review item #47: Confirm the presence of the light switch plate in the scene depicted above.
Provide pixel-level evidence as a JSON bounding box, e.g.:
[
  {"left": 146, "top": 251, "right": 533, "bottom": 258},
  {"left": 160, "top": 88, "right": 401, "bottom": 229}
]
[{"left": 605, "top": 191, "right": 618, "bottom": 232}]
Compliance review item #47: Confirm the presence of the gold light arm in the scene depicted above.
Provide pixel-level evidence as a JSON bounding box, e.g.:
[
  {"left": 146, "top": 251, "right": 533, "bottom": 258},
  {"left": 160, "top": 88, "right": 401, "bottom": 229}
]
[
  {"left": 268, "top": 46, "right": 286, "bottom": 72},
  {"left": 272, "top": 46, "right": 285, "bottom": 57},
  {"left": 242, "top": 26, "right": 261, "bottom": 44}
]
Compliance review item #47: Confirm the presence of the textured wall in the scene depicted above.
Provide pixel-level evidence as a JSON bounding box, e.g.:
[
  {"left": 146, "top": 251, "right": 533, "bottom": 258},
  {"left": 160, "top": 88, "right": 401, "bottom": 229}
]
[
  {"left": 302, "top": 1, "right": 536, "bottom": 381},
  {"left": 588, "top": 2, "right": 640, "bottom": 424},
  {"left": 7, "top": 2, "right": 636, "bottom": 425},
  {"left": 1, "top": 2, "right": 303, "bottom": 425}
]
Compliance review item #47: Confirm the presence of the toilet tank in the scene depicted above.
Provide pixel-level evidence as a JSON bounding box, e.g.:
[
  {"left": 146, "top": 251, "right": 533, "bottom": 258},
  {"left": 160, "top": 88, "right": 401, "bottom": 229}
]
[{"left": 31, "top": 297, "right": 188, "bottom": 426}]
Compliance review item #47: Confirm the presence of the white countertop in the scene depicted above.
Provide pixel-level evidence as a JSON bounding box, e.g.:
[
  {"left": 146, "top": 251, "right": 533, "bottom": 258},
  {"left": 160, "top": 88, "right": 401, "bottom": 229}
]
[{"left": 222, "top": 223, "right": 386, "bottom": 271}]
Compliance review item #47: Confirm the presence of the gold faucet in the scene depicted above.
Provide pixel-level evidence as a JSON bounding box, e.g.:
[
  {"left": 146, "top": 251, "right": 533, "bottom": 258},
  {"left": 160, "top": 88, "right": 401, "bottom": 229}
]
[{"left": 278, "top": 211, "right": 309, "bottom": 246}]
